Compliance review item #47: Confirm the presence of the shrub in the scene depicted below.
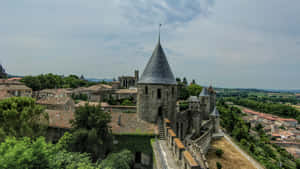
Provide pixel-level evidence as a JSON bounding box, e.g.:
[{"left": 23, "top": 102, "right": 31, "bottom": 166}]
[
  {"left": 216, "top": 148, "right": 224, "bottom": 158},
  {"left": 216, "top": 162, "right": 222, "bottom": 169}
]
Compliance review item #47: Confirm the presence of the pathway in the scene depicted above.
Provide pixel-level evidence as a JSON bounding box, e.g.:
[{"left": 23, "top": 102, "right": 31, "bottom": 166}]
[{"left": 152, "top": 139, "right": 180, "bottom": 169}]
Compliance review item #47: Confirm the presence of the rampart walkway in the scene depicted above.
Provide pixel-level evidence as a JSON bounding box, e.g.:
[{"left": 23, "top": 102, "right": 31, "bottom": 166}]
[{"left": 152, "top": 139, "right": 180, "bottom": 169}]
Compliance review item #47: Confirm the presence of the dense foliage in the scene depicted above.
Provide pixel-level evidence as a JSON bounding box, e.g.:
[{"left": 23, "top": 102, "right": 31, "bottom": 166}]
[
  {"left": 0, "top": 137, "right": 99, "bottom": 169},
  {"left": 21, "top": 74, "right": 97, "bottom": 91},
  {"left": 223, "top": 97, "right": 300, "bottom": 121},
  {"left": 113, "top": 134, "right": 155, "bottom": 154},
  {"left": 176, "top": 77, "right": 202, "bottom": 100},
  {"left": 0, "top": 97, "right": 48, "bottom": 141},
  {"left": 0, "top": 137, "right": 134, "bottom": 169},
  {"left": 0, "top": 97, "right": 135, "bottom": 169},
  {"left": 218, "top": 100, "right": 296, "bottom": 169},
  {"left": 99, "top": 150, "right": 134, "bottom": 169},
  {"left": 67, "top": 104, "right": 113, "bottom": 160}
]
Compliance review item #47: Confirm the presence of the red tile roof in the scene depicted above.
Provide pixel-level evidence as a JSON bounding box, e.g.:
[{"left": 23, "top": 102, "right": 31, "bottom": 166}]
[
  {"left": 174, "top": 138, "right": 185, "bottom": 149},
  {"left": 46, "top": 109, "right": 74, "bottom": 129},
  {"left": 109, "top": 112, "right": 158, "bottom": 134},
  {"left": 183, "top": 151, "right": 199, "bottom": 167},
  {"left": 243, "top": 108, "right": 297, "bottom": 123}
]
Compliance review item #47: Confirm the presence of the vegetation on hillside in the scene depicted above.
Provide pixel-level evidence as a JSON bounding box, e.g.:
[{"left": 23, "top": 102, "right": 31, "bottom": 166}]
[
  {"left": 222, "top": 97, "right": 300, "bottom": 122},
  {"left": 218, "top": 100, "right": 296, "bottom": 169}
]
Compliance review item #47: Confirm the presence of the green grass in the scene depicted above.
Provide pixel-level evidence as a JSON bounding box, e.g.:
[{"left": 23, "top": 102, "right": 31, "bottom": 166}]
[{"left": 112, "top": 134, "right": 156, "bottom": 154}]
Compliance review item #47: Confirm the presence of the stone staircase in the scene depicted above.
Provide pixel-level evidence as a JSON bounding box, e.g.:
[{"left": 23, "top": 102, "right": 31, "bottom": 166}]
[{"left": 158, "top": 118, "right": 165, "bottom": 140}]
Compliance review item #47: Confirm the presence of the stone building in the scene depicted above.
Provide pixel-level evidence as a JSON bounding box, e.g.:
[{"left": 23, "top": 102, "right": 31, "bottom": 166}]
[
  {"left": 137, "top": 37, "right": 177, "bottom": 124},
  {"left": 118, "top": 70, "right": 139, "bottom": 88},
  {"left": 0, "top": 79, "right": 32, "bottom": 99}
]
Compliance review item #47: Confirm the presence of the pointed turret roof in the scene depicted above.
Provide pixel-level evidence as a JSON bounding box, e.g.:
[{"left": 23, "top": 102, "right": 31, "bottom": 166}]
[
  {"left": 199, "top": 88, "right": 209, "bottom": 97},
  {"left": 211, "top": 106, "right": 220, "bottom": 117},
  {"left": 138, "top": 38, "right": 176, "bottom": 85}
]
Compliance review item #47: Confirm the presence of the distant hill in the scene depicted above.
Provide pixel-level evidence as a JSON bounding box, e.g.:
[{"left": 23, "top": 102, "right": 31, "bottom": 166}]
[{"left": 85, "top": 78, "right": 113, "bottom": 82}]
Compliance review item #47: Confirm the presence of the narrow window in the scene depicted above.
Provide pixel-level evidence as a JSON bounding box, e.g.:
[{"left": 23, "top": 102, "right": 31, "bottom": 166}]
[
  {"left": 145, "top": 86, "right": 148, "bottom": 95},
  {"left": 181, "top": 123, "right": 184, "bottom": 139},
  {"left": 157, "top": 88, "right": 161, "bottom": 99},
  {"left": 172, "top": 87, "right": 174, "bottom": 96}
]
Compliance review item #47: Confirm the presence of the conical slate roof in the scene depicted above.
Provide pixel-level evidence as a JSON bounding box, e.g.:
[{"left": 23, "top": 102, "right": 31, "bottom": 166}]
[
  {"left": 199, "top": 88, "right": 209, "bottom": 97},
  {"left": 138, "top": 40, "right": 176, "bottom": 85},
  {"left": 211, "top": 106, "right": 220, "bottom": 117}
]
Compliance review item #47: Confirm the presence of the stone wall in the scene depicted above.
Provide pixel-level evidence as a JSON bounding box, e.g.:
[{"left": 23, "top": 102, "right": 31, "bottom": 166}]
[
  {"left": 164, "top": 118, "right": 206, "bottom": 169},
  {"left": 102, "top": 105, "right": 136, "bottom": 113},
  {"left": 137, "top": 84, "right": 177, "bottom": 123}
]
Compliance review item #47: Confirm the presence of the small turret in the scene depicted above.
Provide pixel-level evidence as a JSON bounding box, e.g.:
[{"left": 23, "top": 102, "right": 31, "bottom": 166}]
[{"left": 210, "top": 106, "right": 220, "bottom": 133}]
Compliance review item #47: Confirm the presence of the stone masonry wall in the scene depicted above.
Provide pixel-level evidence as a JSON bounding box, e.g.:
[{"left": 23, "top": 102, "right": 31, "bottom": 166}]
[{"left": 137, "top": 84, "right": 177, "bottom": 123}]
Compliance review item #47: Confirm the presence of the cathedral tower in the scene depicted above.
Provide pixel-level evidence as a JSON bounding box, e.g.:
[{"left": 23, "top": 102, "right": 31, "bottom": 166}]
[{"left": 137, "top": 35, "right": 177, "bottom": 123}]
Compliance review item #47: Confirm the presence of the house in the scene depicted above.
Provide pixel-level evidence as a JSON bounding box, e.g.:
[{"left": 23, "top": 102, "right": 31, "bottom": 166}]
[
  {"left": 112, "top": 88, "right": 137, "bottom": 101},
  {"left": 37, "top": 96, "right": 75, "bottom": 112},
  {"left": 0, "top": 79, "right": 32, "bottom": 99},
  {"left": 72, "top": 84, "right": 113, "bottom": 102}
]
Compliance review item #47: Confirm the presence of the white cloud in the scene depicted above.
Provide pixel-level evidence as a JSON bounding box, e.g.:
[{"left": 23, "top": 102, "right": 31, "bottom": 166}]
[{"left": 0, "top": 0, "right": 299, "bottom": 89}]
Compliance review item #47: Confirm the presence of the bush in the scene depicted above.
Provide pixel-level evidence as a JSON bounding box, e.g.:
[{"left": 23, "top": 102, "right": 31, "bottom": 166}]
[
  {"left": 216, "top": 162, "right": 222, "bottom": 169},
  {"left": 121, "top": 99, "right": 135, "bottom": 106},
  {"left": 296, "top": 158, "right": 300, "bottom": 169},
  {"left": 216, "top": 148, "right": 224, "bottom": 158},
  {"left": 99, "top": 149, "right": 134, "bottom": 169}
]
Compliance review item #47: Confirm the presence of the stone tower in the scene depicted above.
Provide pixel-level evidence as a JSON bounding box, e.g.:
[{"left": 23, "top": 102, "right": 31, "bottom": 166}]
[
  {"left": 137, "top": 36, "right": 177, "bottom": 123},
  {"left": 199, "top": 88, "right": 211, "bottom": 120},
  {"left": 134, "top": 70, "right": 139, "bottom": 86}
]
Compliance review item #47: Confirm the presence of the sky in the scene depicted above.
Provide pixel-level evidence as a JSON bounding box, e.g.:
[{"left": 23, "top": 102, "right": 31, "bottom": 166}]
[{"left": 1, "top": 0, "right": 300, "bottom": 89}]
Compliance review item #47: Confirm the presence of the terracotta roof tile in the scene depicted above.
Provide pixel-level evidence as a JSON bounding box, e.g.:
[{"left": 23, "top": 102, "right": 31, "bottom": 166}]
[
  {"left": 168, "top": 129, "right": 176, "bottom": 137},
  {"left": 174, "top": 138, "right": 185, "bottom": 149},
  {"left": 183, "top": 151, "right": 198, "bottom": 167},
  {"left": 164, "top": 118, "right": 171, "bottom": 124},
  {"left": 46, "top": 109, "right": 74, "bottom": 129},
  {"left": 109, "top": 112, "right": 158, "bottom": 134}
]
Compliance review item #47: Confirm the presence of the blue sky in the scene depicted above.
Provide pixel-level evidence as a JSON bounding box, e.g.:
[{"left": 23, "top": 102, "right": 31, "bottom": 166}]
[{"left": 1, "top": 0, "right": 300, "bottom": 89}]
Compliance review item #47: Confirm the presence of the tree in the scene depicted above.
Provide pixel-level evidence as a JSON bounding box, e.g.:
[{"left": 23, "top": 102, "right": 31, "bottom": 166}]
[
  {"left": 0, "top": 137, "right": 99, "bottom": 169},
  {"left": 68, "top": 104, "right": 113, "bottom": 160},
  {"left": 21, "top": 74, "right": 97, "bottom": 91},
  {"left": 0, "top": 97, "right": 48, "bottom": 139},
  {"left": 182, "top": 77, "right": 188, "bottom": 86},
  {"left": 296, "top": 158, "right": 300, "bottom": 169},
  {"left": 99, "top": 149, "right": 134, "bottom": 169},
  {"left": 187, "top": 84, "right": 202, "bottom": 96},
  {"left": 216, "top": 148, "right": 224, "bottom": 158}
]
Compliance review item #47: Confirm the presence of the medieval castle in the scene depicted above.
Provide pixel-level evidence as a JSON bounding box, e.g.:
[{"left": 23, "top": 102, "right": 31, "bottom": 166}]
[{"left": 136, "top": 35, "right": 222, "bottom": 169}]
